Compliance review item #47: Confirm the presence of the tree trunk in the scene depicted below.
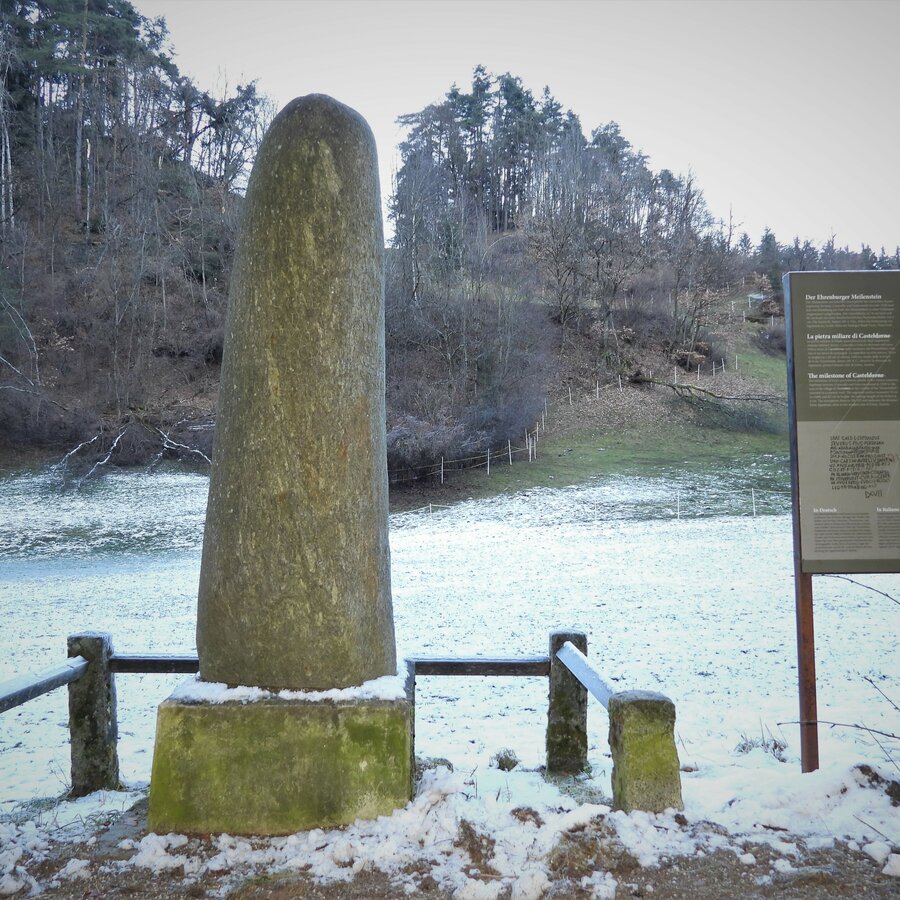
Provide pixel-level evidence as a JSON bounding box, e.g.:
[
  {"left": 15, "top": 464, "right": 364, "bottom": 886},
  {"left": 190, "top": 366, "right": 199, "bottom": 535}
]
[{"left": 74, "top": 0, "right": 89, "bottom": 224}]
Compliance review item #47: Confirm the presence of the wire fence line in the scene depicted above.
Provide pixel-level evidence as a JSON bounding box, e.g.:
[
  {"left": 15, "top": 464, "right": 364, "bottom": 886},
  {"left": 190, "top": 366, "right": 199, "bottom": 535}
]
[
  {"left": 388, "top": 379, "right": 776, "bottom": 486},
  {"left": 389, "top": 294, "right": 786, "bottom": 488},
  {"left": 388, "top": 375, "right": 652, "bottom": 484},
  {"left": 389, "top": 435, "right": 540, "bottom": 484},
  {"left": 398, "top": 484, "right": 791, "bottom": 518}
]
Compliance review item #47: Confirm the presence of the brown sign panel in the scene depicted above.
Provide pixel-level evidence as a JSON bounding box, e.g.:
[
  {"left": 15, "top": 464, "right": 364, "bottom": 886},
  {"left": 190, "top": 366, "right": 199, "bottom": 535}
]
[{"left": 785, "top": 271, "right": 900, "bottom": 574}]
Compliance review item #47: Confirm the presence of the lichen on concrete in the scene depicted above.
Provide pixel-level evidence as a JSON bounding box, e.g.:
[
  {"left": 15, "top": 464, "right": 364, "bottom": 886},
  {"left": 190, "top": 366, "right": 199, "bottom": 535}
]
[
  {"left": 195, "top": 94, "right": 396, "bottom": 691},
  {"left": 608, "top": 690, "right": 683, "bottom": 813},
  {"left": 148, "top": 695, "right": 413, "bottom": 835}
]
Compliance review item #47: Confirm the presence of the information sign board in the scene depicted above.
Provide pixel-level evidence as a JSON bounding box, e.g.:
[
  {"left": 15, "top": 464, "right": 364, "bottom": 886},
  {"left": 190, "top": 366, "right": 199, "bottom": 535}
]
[{"left": 784, "top": 271, "right": 900, "bottom": 574}]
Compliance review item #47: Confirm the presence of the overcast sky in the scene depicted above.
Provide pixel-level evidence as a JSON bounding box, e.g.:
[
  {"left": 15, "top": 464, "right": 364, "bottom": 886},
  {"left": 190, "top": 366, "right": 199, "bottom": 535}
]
[{"left": 135, "top": 0, "right": 900, "bottom": 251}]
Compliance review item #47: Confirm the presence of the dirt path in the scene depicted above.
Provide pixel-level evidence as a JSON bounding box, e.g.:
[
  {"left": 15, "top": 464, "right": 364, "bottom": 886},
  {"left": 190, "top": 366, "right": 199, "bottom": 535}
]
[{"left": 20, "top": 797, "right": 897, "bottom": 899}]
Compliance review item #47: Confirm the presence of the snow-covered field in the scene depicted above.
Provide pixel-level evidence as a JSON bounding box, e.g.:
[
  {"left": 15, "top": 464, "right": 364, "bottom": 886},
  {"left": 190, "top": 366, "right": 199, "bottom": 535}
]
[{"left": 0, "top": 467, "right": 897, "bottom": 895}]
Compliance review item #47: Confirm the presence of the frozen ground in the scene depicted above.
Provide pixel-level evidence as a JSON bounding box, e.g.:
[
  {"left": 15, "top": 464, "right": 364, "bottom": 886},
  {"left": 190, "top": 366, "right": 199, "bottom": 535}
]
[{"left": 0, "top": 468, "right": 897, "bottom": 895}]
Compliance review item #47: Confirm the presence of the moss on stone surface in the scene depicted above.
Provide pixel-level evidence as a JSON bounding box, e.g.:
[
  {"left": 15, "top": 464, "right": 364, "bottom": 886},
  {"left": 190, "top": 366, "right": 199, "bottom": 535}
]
[
  {"left": 196, "top": 94, "right": 396, "bottom": 691},
  {"left": 546, "top": 632, "right": 588, "bottom": 774},
  {"left": 608, "top": 690, "right": 683, "bottom": 813},
  {"left": 67, "top": 633, "right": 121, "bottom": 797},
  {"left": 148, "top": 696, "right": 413, "bottom": 835}
]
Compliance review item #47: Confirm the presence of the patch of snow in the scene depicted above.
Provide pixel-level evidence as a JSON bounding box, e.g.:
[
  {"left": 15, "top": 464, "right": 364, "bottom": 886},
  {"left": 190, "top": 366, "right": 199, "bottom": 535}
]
[
  {"left": 168, "top": 672, "right": 407, "bottom": 704},
  {"left": 609, "top": 808, "right": 699, "bottom": 867},
  {"left": 510, "top": 869, "right": 550, "bottom": 900},
  {"left": 862, "top": 840, "right": 892, "bottom": 866},
  {"left": 58, "top": 857, "right": 90, "bottom": 880},
  {"left": 580, "top": 870, "right": 618, "bottom": 898},
  {"left": 128, "top": 832, "right": 190, "bottom": 872},
  {"left": 0, "top": 473, "right": 897, "bottom": 895},
  {"left": 882, "top": 854, "right": 900, "bottom": 877}
]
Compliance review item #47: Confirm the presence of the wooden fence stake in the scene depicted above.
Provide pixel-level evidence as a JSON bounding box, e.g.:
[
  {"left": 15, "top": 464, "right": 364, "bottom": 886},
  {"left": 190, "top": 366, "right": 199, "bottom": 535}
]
[
  {"left": 68, "top": 632, "right": 120, "bottom": 797},
  {"left": 440, "top": 456, "right": 444, "bottom": 485},
  {"left": 486, "top": 449, "right": 490, "bottom": 476},
  {"left": 547, "top": 631, "right": 588, "bottom": 773},
  {"left": 508, "top": 440, "right": 512, "bottom": 465}
]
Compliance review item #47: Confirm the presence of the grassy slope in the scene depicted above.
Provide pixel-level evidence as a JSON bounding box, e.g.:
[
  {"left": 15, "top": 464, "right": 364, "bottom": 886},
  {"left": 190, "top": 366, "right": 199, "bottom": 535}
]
[
  {"left": 395, "top": 295, "right": 791, "bottom": 508},
  {"left": 461, "top": 424, "right": 787, "bottom": 498}
]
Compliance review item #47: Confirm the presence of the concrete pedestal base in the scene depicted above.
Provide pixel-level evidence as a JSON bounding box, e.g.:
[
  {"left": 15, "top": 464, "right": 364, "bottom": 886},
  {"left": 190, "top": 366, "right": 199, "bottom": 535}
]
[{"left": 147, "top": 691, "right": 413, "bottom": 835}]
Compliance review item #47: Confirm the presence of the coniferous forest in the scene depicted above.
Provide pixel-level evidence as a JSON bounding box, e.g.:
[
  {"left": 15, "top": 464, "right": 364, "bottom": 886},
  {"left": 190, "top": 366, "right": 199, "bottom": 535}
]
[{"left": 1, "top": 2, "right": 897, "bottom": 475}]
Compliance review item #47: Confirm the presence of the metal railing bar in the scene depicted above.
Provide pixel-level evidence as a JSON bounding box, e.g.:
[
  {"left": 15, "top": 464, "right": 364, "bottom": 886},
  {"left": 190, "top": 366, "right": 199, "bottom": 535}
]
[
  {"left": 411, "top": 657, "right": 550, "bottom": 677},
  {"left": 555, "top": 641, "right": 614, "bottom": 709},
  {"left": 0, "top": 656, "right": 89, "bottom": 714},
  {"left": 107, "top": 654, "right": 551, "bottom": 678},
  {"left": 110, "top": 654, "right": 200, "bottom": 674}
]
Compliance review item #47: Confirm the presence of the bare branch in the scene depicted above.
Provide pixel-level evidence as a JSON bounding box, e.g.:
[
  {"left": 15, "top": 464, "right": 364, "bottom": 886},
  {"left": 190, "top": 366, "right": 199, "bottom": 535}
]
[
  {"left": 155, "top": 427, "right": 211, "bottom": 465},
  {"left": 778, "top": 720, "right": 899, "bottom": 741},
  {"left": 866, "top": 728, "right": 900, "bottom": 776},
  {"left": 0, "top": 382, "right": 69, "bottom": 410},
  {"left": 865, "top": 676, "right": 900, "bottom": 713},
  {"left": 822, "top": 574, "right": 899, "bottom": 607},
  {"left": 81, "top": 429, "right": 127, "bottom": 482},
  {"left": 58, "top": 433, "right": 101, "bottom": 467},
  {"left": 0, "top": 350, "right": 33, "bottom": 386},
  {"left": 639, "top": 377, "right": 784, "bottom": 405},
  {"left": 0, "top": 294, "right": 39, "bottom": 384},
  {"left": 854, "top": 815, "right": 892, "bottom": 842}
]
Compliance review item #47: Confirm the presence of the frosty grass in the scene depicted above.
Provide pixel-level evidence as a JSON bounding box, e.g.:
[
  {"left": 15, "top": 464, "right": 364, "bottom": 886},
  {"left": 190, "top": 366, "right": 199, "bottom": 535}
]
[{"left": 1, "top": 481, "right": 898, "bottom": 895}]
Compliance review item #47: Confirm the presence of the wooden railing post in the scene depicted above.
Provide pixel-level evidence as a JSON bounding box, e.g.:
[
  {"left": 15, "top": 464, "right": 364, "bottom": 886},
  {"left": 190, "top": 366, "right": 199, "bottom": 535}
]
[
  {"left": 546, "top": 630, "right": 587, "bottom": 773},
  {"left": 67, "top": 632, "right": 120, "bottom": 796}
]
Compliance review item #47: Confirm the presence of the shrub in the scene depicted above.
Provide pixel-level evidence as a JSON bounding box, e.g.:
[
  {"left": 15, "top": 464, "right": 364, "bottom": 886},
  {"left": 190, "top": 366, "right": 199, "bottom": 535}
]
[{"left": 755, "top": 324, "right": 787, "bottom": 355}]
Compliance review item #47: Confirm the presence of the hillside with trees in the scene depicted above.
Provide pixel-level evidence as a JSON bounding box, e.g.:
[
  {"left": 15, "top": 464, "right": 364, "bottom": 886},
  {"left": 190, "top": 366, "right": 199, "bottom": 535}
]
[
  {"left": 1, "top": 3, "right": 897, "bottom": 478},
  {"left": 0, "top": 0, "right": 270, "bottom": 461}
]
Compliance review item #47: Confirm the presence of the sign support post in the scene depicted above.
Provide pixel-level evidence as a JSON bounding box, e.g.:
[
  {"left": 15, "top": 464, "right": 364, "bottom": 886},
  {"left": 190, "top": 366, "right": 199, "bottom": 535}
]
[
  {"left": 786, "top": 306, "right": 819, "bottom": 772},
  {"left": 793, "top": 570, "right": 818, "bottom": 771}
]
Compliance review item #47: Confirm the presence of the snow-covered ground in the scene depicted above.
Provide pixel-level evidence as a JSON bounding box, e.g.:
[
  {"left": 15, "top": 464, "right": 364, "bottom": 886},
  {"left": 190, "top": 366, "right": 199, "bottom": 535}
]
[{"left": 0, "top": 468, "right": 897, "bottom": 895}]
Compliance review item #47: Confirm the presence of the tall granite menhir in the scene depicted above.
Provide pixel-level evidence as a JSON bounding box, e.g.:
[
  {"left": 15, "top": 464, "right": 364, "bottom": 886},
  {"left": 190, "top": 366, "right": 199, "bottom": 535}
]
[
  {"left": 148, "top": 95, "right": 411, "bottom": 835},
  {"left": 197, "top": 93, "right": 396, "bottom": 690}
]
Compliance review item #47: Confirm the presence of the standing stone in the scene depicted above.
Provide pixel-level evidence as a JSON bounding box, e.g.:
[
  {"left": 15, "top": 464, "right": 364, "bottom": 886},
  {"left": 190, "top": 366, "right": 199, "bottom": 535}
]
[
  {"left": 149, "top": 96, "right": 412, "bottom": 835},
  {"left": 196, "top": 94, "right": 396, "bottom": 690}
]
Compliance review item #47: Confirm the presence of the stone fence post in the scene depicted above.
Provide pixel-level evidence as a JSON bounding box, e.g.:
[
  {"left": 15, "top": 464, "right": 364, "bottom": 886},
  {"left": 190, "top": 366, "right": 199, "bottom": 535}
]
[
  {"left": 608, "top": 690, "right": 683, "bottom": 813},
  {"left": 67, "top": 632, "right": 120, "bottom": 797},
  {"left": 546, "top": 630, "right": 588, "bottom": 773}
]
